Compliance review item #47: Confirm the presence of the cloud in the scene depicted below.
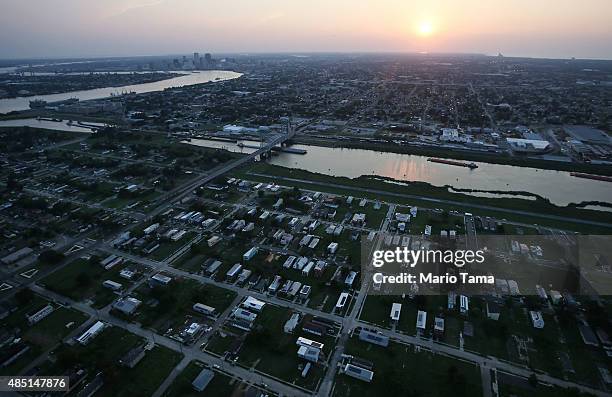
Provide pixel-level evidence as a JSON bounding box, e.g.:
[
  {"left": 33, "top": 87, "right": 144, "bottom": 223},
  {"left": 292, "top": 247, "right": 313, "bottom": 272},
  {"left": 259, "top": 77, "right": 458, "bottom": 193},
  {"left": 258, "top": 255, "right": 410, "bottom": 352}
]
[
  {"left": 105, "top": 0, "right": 166, "bottom": 19},
  {"left": 257, "top": 12, "right": 285, "bottom": 25}
]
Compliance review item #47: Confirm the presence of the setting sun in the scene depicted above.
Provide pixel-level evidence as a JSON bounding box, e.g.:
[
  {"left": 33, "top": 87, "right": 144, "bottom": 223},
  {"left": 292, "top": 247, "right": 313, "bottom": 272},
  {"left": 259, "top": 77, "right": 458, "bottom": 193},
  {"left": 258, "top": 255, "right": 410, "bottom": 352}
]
[{"left": 417, "top": 20, "right": 434, "bottom": 37}]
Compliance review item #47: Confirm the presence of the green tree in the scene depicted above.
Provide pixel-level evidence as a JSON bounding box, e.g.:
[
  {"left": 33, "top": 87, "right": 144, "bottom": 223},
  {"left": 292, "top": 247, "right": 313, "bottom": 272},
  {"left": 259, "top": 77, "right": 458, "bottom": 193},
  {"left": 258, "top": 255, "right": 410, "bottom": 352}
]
[
  {"left": 76, "top": 272, "right": 92, "bottom": 287},
  {"left": 38, "top": 249, "right": 65, "bottom": 265},
  {"left": 15, "top": 287, "right": 34, "bottom": 306}
]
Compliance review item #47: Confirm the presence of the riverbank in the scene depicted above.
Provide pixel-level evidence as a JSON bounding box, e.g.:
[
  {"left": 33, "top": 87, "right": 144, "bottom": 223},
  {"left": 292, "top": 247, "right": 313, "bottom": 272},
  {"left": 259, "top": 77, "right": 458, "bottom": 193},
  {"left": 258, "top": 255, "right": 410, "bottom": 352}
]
[
  {"left": 3, "top": 111, "right": 122, "bottom": 124},
  {"left": 0, "top": 72, "right": 183, "bottom": 99},
  {"left": 294, "top": 136, "right": 612, "bottom": 177},
  {"left": 0, "top": 70, "right": 242, "bottom": 113},
  {"left": 0, "top": 119, "right": 105, "bottom": 133},
  {"left": 234, "top": 163, "right": 612, "bottom": 234}
]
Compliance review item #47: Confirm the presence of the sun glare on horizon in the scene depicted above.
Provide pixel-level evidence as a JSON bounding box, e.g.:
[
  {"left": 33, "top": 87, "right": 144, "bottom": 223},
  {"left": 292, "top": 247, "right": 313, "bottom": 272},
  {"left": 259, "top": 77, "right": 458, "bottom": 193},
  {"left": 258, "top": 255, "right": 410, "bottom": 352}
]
[{"left": 417, "top": 20, "right": 434, "bottom": 37}]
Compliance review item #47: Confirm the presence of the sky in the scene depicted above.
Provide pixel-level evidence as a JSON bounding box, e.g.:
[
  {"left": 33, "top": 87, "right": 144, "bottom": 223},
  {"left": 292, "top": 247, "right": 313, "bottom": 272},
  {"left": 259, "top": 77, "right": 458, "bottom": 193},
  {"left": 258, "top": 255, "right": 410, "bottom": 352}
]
[{"left": 0, "top": 0, "right": 611, "bottom": 60}]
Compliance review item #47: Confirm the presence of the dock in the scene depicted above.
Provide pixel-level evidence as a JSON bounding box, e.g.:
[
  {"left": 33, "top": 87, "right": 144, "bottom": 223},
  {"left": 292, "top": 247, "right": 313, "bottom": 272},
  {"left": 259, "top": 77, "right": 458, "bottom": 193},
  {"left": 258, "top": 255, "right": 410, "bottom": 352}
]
[{"left": 192, "top": 135, "right": 238, "bottom": 143}]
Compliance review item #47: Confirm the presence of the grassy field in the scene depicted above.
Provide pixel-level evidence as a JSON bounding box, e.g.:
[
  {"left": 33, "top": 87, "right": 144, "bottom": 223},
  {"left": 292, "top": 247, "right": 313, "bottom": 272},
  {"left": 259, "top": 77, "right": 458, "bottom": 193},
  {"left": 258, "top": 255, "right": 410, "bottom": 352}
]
[
  {"left": 173, "top": 251, "right": 208, "bottom": 273},
  {"left": 205, "top": 331, "right": 242, "bottom": 357},
  {"left": 358, "top": 294, "right": 589, "bottom": 378},
  {"left": 557, "top": 312, "right": 611, "bottom": 387},
  {"left": 498, "top": 374, "right": 593, "bottom": 397},
  {"left": 100, "top": 345, "right": 182, "bottom": 397},
  {"left": 40, "top": 257, "right": 107, "bottom": 301},
  {"left": 405, "top": 207, "right": 465, "bottom": 236},
  {"left": 359, "top": 295, "right": 462, "bottom": 345},
  {"left": 163, "top": 361, "right": 253, "bottom": 397},
  {"left": 148, "top": 231, "right": 197, "bottom": 261},
  {"left": 0, "top": 297, "right": 88, "bottom": 375},
  {"left": 334, "top": 337, "right": 482, "bottom": 397},
  {"left": 131, "top": 278, "right": 236, "bottom": 332},
  {"left": 103, "top": 190, "right": 161, "bottom": 211},
  {"left": 236, "top": 304, "right": 330, "bottom": 391},
  {"left": 331, "top": 198, "right": 388, "bottom": 230},
  {"left": 457, "top": 297, "right": 604, "bottom": 383},
  {"left": 39, "top": 257, "right": 140, "bottom": 306},
  {"left": 90, "top": 263, "right": 146, "bottom": 309},
  {"left": 39, "top": 326, "right": 182, "bottom": 397},
  {"left": 360, "top": 295, "right": 418, "bottom": 333}
]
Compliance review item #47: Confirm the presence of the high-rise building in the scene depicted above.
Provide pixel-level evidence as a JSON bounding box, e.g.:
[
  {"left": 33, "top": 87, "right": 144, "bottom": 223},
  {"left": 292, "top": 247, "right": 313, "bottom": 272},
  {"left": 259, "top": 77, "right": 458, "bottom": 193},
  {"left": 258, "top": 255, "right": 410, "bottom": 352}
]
[{"left": 194, "top": 52, "right": 202, "bottom": 68}]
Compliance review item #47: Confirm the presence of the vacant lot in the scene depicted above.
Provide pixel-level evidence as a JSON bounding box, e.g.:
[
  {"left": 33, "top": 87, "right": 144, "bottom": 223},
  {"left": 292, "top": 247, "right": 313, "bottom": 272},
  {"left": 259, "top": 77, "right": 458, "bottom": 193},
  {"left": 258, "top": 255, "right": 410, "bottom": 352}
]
[{"left": 334, "top": 338, "right": 482, "bottom": 397}]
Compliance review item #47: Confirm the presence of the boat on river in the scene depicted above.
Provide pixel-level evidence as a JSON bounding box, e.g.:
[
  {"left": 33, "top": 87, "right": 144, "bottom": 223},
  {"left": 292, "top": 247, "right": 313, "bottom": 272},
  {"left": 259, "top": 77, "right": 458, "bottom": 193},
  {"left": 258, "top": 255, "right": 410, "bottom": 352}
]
[{"left": 428, "top": 158, "right": 478, "bottom": 169}]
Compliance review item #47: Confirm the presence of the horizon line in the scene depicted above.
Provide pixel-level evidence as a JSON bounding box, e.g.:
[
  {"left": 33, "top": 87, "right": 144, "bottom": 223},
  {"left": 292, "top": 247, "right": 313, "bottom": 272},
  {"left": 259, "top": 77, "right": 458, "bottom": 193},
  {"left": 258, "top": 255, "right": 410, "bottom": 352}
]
[{"left": 1, "top": 50, "right": 612, "bottom": 63}]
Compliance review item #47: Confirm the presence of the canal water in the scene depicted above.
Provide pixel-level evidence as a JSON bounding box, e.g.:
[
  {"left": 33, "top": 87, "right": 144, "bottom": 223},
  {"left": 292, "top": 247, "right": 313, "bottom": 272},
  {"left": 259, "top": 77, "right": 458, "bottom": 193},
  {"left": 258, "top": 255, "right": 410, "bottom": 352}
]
[{"left": 189, "top": 138, "right": 612, "bottom": 207}]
